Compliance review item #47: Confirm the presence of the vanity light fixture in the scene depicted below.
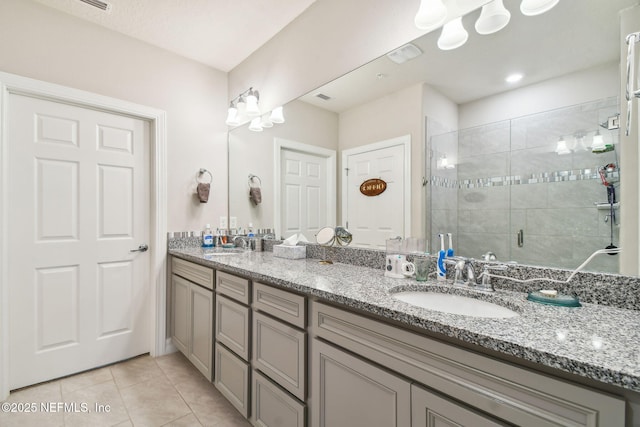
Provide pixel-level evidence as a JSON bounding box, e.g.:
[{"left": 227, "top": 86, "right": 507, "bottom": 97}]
[
  {"left": 437, "top": 17, "right": 469, "bottom": 50},
  {"left": 414, "top": 0, "right": 448, "bottom": 31},
  {"left": 475, "top": 0, "right": 511, "bottom": 35},
  {"left": 591, "top": 130, "right": 606, "bottom": 152},
  {"left": 416, "top": 0, "right": 559, "bottom": 51},
  {"left": 438, "top": 154, "right": 456, "bottom": 169},
  {"left": 226, "top": 87, "right": 260, "bottom": 126}
]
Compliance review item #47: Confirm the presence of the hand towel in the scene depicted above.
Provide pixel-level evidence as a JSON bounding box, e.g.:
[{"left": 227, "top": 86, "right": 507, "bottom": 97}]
[
  {"left": 249, "top": 187, "right": 262, "bottom": 205},
  {"left": 197, "top": 183, "right": 210, "bottom": 203}
]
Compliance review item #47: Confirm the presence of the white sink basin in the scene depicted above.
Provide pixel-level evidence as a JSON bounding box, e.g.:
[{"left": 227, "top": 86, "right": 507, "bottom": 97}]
[{"left": 392, "top": 291, "right": 519, "bottom": 318}]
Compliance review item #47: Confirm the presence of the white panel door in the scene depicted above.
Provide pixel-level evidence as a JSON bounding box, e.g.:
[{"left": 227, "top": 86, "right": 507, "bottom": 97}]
[
  {"left": 281, "top": 149, "right": 328, "bottom": 240},
  {"left": 344, "top": 139, "right": 409, "bottom": 249},
  {"left": 7, "top": 93, "right": 150, "bottom": 389}
]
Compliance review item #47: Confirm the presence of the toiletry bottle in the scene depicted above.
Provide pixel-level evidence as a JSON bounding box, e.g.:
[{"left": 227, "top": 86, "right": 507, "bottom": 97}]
[
  {"left": 203, "top": 224, "right": 214, "bottom": 248},
  {"left": 447, "top": 233, "right": 454, "bottom": 257},
  {"left": 437, "top": 233, "right": 446, "bottom": 281},
  {"left": 247, "top": 223, "right": 256, "bottom": 251}
]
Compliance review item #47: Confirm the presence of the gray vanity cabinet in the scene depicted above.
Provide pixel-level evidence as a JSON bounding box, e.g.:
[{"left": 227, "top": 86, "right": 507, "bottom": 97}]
[
  {"left": 411, "top": 384, "right": 508, "bottom": 427},
  {"left": 170, "top": 257, "right": 214, "bottom": 381},
  {"left": 214, "top": 271, "right": 251, "bottom": 418},
  {"left": 311, "top": 338, "right": 411, "bottom": 427},
  {"left": 252, "top": 282, "right": 307, "bottom": 427}
]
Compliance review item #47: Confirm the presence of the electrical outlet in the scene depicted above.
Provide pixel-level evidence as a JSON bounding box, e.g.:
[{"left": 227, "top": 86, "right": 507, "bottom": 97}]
[
  {"left": 230, "top": 217, "right": 238, "bottom": 229},
  {"left": 219, "top": 216, "right": 228, "bottom": 229}
]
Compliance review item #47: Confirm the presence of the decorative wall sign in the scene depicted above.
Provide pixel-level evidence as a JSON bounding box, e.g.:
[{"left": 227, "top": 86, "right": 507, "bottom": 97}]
[{"left": 360, "top": 178, "right": 387, "bottom": 196}]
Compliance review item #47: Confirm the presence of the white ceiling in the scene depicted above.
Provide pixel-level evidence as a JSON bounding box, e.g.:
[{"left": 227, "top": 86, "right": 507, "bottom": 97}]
[
  {"left": 32, "top": 0, "right": 317, "bottom": 72},
  {"left": 300, "top": 0, "right": 639, "bottom": 111}
]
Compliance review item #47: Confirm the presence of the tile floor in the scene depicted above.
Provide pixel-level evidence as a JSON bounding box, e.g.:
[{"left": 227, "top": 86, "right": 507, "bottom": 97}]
[{"left": 0, "top": 352, "right": 252, "bottom": 427}]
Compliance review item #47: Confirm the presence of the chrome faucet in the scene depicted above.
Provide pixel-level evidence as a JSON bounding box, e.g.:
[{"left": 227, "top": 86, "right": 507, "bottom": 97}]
[
  {"left": 444, "top": 257, "right": 476, "bottom": 286},
  {"left": 233, "top": 235, "right": 248, "bottom": 249}
]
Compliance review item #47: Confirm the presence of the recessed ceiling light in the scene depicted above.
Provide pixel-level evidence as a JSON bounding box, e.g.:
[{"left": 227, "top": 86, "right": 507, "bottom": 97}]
[{"left": 505, "top": 73, "right": 523, "bottom": 83}]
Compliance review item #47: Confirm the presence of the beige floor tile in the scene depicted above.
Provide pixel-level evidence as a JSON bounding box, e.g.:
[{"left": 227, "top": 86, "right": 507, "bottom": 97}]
[
  {"left": 174, "top": 380, "right": 250, "bottom": 427},
  {"left": 113, "top": 420, "right": 134, "bottom": 427},
  {"left": 111, "top": 355, "right": 165, "bottom": 389},
  {"left": 0, "top": 381, "right": 64, "bottom": 427},
  {"left": 120, "top": 374, "right": 191, "bottom": 426},
  {"left": 155, "top": 352, "right": 206, "bottom": 386},
  {"left": 63, "top": 380, "right": 130, "bottom": 427},
  {"left": 162, "top": 412, "right": 203, "bottom": 426},
  {"left": 60, "top": 366, "right": 114, "bottom": 396}
]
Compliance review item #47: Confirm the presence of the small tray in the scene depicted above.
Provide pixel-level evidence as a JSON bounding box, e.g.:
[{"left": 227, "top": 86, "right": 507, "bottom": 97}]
[{"left": 527, "top": 291, "right": 581, "bottom": 307}]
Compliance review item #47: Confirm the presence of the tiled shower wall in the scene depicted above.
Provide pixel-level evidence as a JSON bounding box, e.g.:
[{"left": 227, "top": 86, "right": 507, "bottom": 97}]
[{"left": 430, "top": 97, "right": 620, "bottom": 273}]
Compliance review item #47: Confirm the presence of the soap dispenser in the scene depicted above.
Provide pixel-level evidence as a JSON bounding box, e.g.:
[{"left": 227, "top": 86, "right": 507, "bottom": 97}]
[{"left": 203, "top": 224, "right": 214, "bottom": 248}]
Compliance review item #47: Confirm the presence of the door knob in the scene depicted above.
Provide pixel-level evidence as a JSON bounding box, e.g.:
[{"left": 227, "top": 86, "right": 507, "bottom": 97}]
[{"left": 130, "top": 244, "right": 149, "bottom": 253}]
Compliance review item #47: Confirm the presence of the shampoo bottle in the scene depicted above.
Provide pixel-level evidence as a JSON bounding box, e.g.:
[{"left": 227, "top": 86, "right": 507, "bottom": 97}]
[{"left": 203, "top": 224, "right": 214, "bottom": 248}]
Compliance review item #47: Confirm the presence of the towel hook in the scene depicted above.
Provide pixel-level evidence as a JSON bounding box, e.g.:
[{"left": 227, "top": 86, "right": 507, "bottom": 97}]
[
  {"left": 197, "top": 168, "right": 213, "bottom": 184},
  {"left": 248, "top": 174, "right": 262, "bottom": 187}
]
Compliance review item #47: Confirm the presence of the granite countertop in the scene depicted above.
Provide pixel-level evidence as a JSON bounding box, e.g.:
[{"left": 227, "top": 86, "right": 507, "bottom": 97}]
[{"left": 169, "top": 247, "right": 640, "bottom": 393}]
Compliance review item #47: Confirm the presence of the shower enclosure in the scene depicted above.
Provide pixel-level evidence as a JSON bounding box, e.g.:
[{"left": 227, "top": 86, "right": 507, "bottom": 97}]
[{"left": 427, "top": 97, "right": 620, "bottom": 273}]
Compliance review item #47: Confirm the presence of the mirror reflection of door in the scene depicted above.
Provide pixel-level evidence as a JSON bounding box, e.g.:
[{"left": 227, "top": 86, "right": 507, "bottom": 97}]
[
  {"left": 276, "top": 139, "right": 336, "bottom": 240},
  {"left": 342, "top": 136, "right": 411, "bottom": 249}
]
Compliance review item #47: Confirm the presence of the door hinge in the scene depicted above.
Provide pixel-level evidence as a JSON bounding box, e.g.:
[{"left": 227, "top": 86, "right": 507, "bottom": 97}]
[{"left": 345, "top": 167, "right": 349, "bottom": 176}]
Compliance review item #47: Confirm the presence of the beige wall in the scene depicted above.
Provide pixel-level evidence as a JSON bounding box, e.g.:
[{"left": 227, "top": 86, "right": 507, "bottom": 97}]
[{"left": 0, "top": 0, "right": 229, "bottom": 232}]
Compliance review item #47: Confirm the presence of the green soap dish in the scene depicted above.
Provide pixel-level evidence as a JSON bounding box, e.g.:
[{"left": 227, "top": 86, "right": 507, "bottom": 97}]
[{"left": 527, "top": 291, "right": 581, "bottom": 307}]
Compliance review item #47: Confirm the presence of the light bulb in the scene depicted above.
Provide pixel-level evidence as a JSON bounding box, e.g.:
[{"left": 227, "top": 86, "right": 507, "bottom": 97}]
[
  {"left": 437, "top": 17, "right": 469, "bottom": 50},
  {"left": 225, "top": 101, "right": 239, "bottom": 126},
  {"left": 270, "top": 106, "right": 285, "bottom": 124},
  {"left": 475, "top": 0, "right": 511, "bottom": 35},
  {"left": 249, "top": 117, "right": 263, "bottom": 132},
  {"left": 245, "top": 88, "right": 260, "bottom": 117},
  {"left": 520, "top": 0, "right": 559, "bottom": 16},
  {"left": 414, "top": 0, "right": 448, "bottom": 31}
]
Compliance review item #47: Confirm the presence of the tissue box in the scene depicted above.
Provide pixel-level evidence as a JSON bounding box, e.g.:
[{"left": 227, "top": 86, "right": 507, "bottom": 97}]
[{"left": 273, "top": 244, "right": 306, "bottom": 260}]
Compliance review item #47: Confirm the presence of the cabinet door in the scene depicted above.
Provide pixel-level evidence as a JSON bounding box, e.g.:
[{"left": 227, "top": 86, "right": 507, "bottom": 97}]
[
  {"left": 215, "top": 342, "right": 250, "bottom": 418},
  {"left": 171, "top": 274, "right": 190, "bottom": 355},
  {"left": 189, "top": 282, "right": 213, "bottom": 381},
  {"left": 216, "top": 294, "right": 250, "bottom": 361},
  {"left": 411, "top": 384, "right": 508, "bottom": 427},
  {"left": 253, "top": 311, "right": 306, "bottom": 400},
  {"left": 253, "top": 370, "right": 306, "bottom": 427},
  {"left": 311, "top": 339, "right": 410, "bottom": 427}
]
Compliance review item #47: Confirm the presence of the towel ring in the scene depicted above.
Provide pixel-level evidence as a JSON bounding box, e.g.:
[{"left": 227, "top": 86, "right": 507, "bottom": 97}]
[
  {"left": 248, "top": 174, "right": 262, "bottom": 188},
  {"left": 196, "top": 168, "right": 212, "bottom": 184}
]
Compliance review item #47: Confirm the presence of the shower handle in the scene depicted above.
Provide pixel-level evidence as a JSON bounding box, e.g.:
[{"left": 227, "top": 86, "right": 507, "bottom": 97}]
[{"left": 517, "top": 229, "right": 524, "bottom": 248}]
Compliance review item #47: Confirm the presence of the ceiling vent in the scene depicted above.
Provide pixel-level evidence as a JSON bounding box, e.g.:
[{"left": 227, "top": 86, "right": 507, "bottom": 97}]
[
  {"left": 386, "top": 43, "right": 422, "bottom": 64},
  {"left": 315, "top": 93, "right": 332, "bottom": 101},
  {"left": 78, "top": 0, "right": 112, "bottom": 12}
]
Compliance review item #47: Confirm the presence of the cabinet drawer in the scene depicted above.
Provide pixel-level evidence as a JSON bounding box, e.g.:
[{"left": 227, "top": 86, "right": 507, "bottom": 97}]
[
  {"left": 253, "top": 282, "right": 306, "bottom": 329},
  {"left": 252, "top": 370, "right": 305, "bottom": 427},
  {"left": 216, "top": 295, "right": 250, "bottom": 361},
  {"left": 172, "top": 257, "right": 214, "bottom": 290},
  {"left": 217, "top": 271, "right": 250, "bottom": 304},
  {"left": 214, "top": 342, "right": 250, "bottom": 418},
  {"left": 253, "top": 311, "right": 306, "bottom": 401}
]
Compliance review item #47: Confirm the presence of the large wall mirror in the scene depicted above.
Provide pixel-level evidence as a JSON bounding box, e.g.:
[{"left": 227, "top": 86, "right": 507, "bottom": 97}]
[{"left": 228, "top": 0, "right": 637, "bottom": 274}]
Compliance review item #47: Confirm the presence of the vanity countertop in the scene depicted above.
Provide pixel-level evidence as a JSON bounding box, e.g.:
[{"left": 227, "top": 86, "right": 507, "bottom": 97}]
[{"left": 169, "top": 247, "right": 640, "bottom": 393}]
